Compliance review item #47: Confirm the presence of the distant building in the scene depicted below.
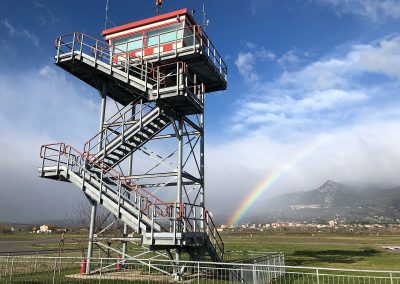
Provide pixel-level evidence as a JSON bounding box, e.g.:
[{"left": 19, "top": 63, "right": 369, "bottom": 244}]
[
  {"left": 328, "top": 220, "right": 337, "bottom": 227},
  {"left": 37, "top": 224, "right": 52, "bottom": 234}
]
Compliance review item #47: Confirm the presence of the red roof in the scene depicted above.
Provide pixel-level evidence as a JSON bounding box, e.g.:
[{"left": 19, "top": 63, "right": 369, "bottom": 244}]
[{"left": 102, "top": 8, "right": 195, "bottom": 36}]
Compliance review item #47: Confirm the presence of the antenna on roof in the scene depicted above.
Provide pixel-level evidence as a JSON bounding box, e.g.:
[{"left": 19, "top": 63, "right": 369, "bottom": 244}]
[
  {"left": 156, "top": 0, "right": 164, "bottom": 15},
  {"left": 104, "top": 0, "right": 116, "bottom": 29},
  {"left": 104, "top": 0, "right": 109, "bottom": 29},
  {"left": 202, "top": 3, "right": 209, "bottom": 31}
]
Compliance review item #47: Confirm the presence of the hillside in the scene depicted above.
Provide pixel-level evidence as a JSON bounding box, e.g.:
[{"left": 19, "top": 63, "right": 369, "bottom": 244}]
[{"left": 255, "top": 180, "right": 400, "bottom": 223}]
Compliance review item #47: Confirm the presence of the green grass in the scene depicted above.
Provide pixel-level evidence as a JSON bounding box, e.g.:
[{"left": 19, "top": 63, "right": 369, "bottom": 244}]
[
  {"left": 222, "top": 231, "right": 400, "bottom": 270},
  {"left": 2, "top": 231, "right": 400, "bottom": 271}
]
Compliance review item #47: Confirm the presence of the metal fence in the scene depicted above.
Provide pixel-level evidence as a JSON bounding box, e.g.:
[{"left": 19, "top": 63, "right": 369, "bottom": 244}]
[{"left": 0, "top": 255, "right": 399, "bottom": 283}]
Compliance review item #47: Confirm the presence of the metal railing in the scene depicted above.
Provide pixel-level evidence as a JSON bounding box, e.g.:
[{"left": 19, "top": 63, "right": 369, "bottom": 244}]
[
  {"left": 54, "top": 30, "right": 225, "bottom": 98},
  {"left": 55, "top": 32, "right": 154, "bottom": 88},
  {"left": 2, "top": 255, "right": 399, "bottom": 284},
  {"left": 40, "top": 144, "right": 224, "bottom": 261},
  {"left": 83, "top": 100, "right": 157, "bottom": 158},
  {"left": 152, "top": 61, "right": 205, "bottom": 104},
  {"left": 148, "top": 202, "right": 224, "bottom": 261},
  {"left": 40, "top": 143, "right": 168, "bottom": 220}
]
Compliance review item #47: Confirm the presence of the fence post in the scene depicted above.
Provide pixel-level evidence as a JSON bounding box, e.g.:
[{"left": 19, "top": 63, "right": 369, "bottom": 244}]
[
  {"left": 390, "top": 272, "right": 393, "bottom": 284},
  {"left": 52, "top": 258, "right": 57, "bottom": 284},
  {"left": 252, "top": 265, "right": 256, "bottom": 284},
  {"left": 316, "top": 268, "right": 320, "bottom": 284},
  {"left": 148, "top": 259, "right": 151, "bottom": 284},
  {"left": 5, "top": 253, "right": 10, "bottom": 280},
  {"left": 98, "top": 258, "right": 103, "bottom": 284},
  {"left": 34, "top": 252, "right": 39, "bottom": 273},
  {"left": 197, "top": 262, "right": 200, "bottom": 284},
  {"left": 8, "top": 258, "right": 14, "bottom": 283}
]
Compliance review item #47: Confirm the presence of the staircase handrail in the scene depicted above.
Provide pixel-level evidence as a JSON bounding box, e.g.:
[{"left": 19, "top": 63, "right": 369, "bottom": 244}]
[
  {"left": 204, "top": 210, "right": 224, "bottom": 260},
  {"left": 81, "top": 149, "right": 171, "bottom": 218},
  {"left": 104, "top": 97, "right": 143, "bottom": 125},
  {"left": 83, "top": 99, "right": 153, "bottom": 155},
  {"left": 40, "top": 142, "right": 170, "bottom": 218}
]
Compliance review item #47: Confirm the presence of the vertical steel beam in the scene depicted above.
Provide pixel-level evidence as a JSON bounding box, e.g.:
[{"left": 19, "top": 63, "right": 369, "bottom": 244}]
[
  {"left": 176, "top": 115, "right": 184, "bottom": 263},
  {"left": 86, "top": 197, "right": 97, "bottom": 274},
  {"left": 86, "top": 85, "right": 107, "bottom": 274},
  {"left": 176, "top": 115, "right": 184, "bottom": 210},
  {"left": 200, "top": 95, "right": 205, "bottom": 231},
  {"left": 123, "top": 118, "right": 134, "bottom": 259}
]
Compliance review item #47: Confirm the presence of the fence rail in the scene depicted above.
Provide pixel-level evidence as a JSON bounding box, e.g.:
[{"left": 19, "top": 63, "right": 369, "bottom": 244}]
[{"left": 0, "top": 255, "right": 399, "bottom": 284}]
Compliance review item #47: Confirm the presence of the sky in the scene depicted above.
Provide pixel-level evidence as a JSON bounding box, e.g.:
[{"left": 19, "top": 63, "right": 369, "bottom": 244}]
[{"left": 0, "top": 0, "right": 400, "bottom": 224}]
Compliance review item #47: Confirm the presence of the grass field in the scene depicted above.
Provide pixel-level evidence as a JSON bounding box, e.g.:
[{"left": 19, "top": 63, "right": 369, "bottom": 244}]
[
  {"left": 221, "top": 231, "right": 400, "bottom": 270},
  {"left": 1, "top": 231, "right": 399, "bottom": 270}
]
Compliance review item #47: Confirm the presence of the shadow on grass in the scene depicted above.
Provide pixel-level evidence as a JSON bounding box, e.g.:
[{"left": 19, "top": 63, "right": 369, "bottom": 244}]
[{"left": 286, "top": 248, "right": 381, "bottom": 266}]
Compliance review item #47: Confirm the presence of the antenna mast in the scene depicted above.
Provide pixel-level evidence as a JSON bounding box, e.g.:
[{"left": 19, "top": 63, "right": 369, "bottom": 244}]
[
  {"left": 104, "top": 0, "right": 109, "bottom": 29},
  {"left": 202, "top": 3, "right": 209, "bottom": 31}
]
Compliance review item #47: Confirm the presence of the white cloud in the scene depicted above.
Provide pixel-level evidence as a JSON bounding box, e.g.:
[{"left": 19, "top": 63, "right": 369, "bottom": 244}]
[
  {"left": 277, "top": 49, "right": 302, "bottom": 66},
  {"left": 350, "top": 37, "right": 400, "bottom": 78},
  {"left": 233, "top": 35, "right": 400, "bottom": 132},
  {"left": 207, "top": 119, "right": 400, "bottom": 222},
  {"left": 235, "top": 45, "right": 275, "bottom": 83},
  {"left": 34, "top": 1, "right": 58, "bottom": 24},
  {"left": 315, "top": 0, "right": 400, "bottom": 20},
  {"left": 216, "top": 35, "right": 400, "bottom": 221},
  {"left": 1, "top": 18, "right": 40, "bottom": 47},
  {"left": 0, "top": 66, "right": 100, "bottom": 222},
  {"left": 1, "top": 18, "right": 16, "bottom": 34}
]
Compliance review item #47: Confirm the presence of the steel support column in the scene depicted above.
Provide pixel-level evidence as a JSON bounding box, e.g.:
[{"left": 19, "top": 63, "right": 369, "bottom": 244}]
[
  {"left": 86, "top": 87, "right": 107, "bottom": 274},
  {"left": 175, "top": 115, "right": 184, "bottom": 263},
  {"left": 200, "top": 97, "right": 205, "bottom": 231},
  {"left": 122, "top": 117, "right": 134, "bottom": 259}
]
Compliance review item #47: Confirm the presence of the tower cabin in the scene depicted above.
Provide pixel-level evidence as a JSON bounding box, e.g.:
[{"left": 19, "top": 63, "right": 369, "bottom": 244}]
[{"left": 102, "top": 8, "right": 227, "bottom": 94}]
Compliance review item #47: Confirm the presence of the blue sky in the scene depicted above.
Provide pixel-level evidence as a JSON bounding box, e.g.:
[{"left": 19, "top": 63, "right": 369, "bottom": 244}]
[{"left": 1, "top": 0, "right": 400, "bottom": 223}]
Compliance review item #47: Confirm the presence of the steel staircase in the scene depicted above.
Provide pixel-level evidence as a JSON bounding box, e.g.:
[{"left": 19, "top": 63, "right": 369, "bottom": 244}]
[
  {"left": 84, "top": 102, "right": 171, "bottom": 170},
  {"left": 40, "top": 30, "right": 225, "bottom": 270},
  {"left": 39, "top": 142, "right": 224, "bottom": 262},
  {"left": 39, "top": 144, "right": 164, "bottom": 233}
]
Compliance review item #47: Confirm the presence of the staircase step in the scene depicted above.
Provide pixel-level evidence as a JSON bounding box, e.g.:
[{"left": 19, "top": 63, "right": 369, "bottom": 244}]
[
  {"left": 141, "top": 128, "right": 155, "bottom": 136},
  {"left": 107, "top": 152, "right": 124, "bottom": 160}
]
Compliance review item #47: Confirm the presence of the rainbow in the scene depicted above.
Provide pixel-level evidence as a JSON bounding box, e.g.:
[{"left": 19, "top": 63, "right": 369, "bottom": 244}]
[{"left": 227, "top": 136, "right": 330, "bottom": 225}]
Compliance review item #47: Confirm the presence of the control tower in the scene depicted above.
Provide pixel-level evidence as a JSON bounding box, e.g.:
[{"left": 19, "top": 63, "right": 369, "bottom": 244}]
[{"left": 39, "top": 8, "right": 227, "bottom": 275}]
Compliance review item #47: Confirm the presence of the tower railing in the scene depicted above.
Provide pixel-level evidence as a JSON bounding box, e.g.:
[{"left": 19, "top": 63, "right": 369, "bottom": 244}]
[
  {"left": 55, "top": 32, "right": 154, "bottom": 84},
  {"left": 39, "top": 143, "right": 170, "bottom": 219},
  {"left": 40, "top": 143, "right": 224, "bottom": 259},
  {"left": 152, "top": 61, "right": 205, "bottom": 103},
  {"left": 183, "top": 203, "right": 224, "bottom": 261},
  {"left": 149, "top": 202, "right": 224, "bottom": 260}
]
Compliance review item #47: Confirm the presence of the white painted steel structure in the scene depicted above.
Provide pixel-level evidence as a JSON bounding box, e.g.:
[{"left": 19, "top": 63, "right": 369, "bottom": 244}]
[{"left": 39, "top": 9, "right": 227, "bottom": 276}]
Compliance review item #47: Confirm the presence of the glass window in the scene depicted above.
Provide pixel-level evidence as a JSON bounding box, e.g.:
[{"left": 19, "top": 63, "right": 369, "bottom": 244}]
[
  {"left": 145, "top": 24, "right": 183, "bottom": 47},
  {"left": 113, "top": 33, "right": 143, "bottom": 53}
]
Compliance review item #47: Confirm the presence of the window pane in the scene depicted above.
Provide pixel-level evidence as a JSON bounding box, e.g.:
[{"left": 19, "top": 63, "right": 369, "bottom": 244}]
[
  {"left": 145, "top": 24, "right": 182, "bottom": 47},
  {"left": 113, "top": 33, "right": 143, "bottom": 52}
]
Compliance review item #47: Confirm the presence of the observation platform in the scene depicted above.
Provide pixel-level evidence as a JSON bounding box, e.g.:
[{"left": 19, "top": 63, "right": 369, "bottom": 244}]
[
  {"left": 102, "top": 8, "right": 227, "bottom": 93},
  {"left": 55, "top": 33, "right": 204, "bottom": 115}
]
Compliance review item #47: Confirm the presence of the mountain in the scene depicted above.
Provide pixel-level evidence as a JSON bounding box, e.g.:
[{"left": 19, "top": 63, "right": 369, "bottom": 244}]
[
  {"left": 364, "top": 186, "right": 400, "bottom": 210},
  {"left": 296, "top": 180, "right": 358, "bottom": 207},
  {"left": 253, "top": 180, "right": 400, "bottom": 223}
]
